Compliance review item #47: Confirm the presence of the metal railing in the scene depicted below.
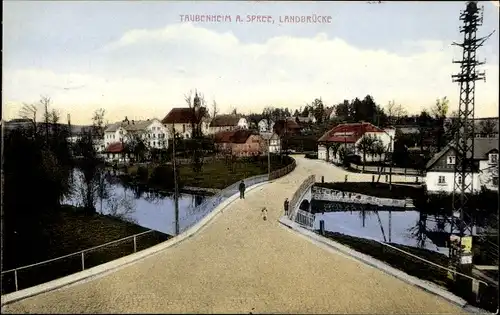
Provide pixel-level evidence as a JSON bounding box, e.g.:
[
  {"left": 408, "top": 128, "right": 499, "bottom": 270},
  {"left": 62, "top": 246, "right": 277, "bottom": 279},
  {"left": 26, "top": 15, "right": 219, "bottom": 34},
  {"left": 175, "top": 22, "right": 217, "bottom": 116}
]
[
  {"left": 179, "top": 174, "right": 269, "bottom": 233},
  {"left": 349, "top": 163, "right": 423, "bottom": 176},
  {"left": 288, "top": 175, "right": 316, "bottom": 220},
  {"left": 296, "top": 209, "right": 315, "bottom": 229},
  {"left": 269, "top": 160, "right": 296, "bottom": 180},
  {"left": 1, "top": 230, "right": 158, "bottom": 293},
  {"left": 179, "top": 158, "right": 297, "bottom": 234}
]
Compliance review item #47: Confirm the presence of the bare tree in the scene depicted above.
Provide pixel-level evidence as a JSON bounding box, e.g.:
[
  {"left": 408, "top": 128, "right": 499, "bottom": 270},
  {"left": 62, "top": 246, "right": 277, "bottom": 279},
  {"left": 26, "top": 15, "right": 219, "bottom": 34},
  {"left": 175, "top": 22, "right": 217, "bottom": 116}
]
[
  {"left": 386, "top": 100, "right": 407, "bottom": 125},
  {"left": 184, "top": 90, "right": 194, "bottom": 108},
  {"left": 106, "top": 193, "right": 137, "bottom": 224},
  {"left": 40, "top": 96, "right": 52, "bottom": 143},
  {"left": 212, "top": 100, "right": 219, "bottom": 118},
  {"left": 91, "top": 108, "right": 106, "bottom": 138},
  {"left": 19, "top": 103, "right": 39, "bottom": 135}
]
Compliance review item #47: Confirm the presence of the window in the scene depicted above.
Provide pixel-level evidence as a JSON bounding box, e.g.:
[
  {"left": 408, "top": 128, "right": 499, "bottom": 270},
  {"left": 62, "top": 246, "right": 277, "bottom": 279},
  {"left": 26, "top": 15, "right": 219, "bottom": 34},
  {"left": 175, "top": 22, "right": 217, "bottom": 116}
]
[
  {"left": 438, "top": 176, "right": 446, "bottom": 184},
  {"left": 458, "top": 176, "right": 462, "bottom": 184},
  {"left": 447, "top": 156, "right": 456, "bottom": 165},
  {"left": 183, "top": 124, "right": 186, "bottom": 133},
  {"left": 490, "top": 153, "right": 498, "bottom": 164}
]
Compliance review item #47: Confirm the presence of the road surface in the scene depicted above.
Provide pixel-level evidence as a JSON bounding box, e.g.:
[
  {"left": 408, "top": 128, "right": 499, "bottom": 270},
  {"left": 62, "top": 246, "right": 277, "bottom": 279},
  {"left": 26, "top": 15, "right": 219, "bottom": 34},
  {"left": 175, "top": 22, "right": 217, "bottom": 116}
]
[{"left": 1, "top": 156, "right": 465, "bottom": 314}]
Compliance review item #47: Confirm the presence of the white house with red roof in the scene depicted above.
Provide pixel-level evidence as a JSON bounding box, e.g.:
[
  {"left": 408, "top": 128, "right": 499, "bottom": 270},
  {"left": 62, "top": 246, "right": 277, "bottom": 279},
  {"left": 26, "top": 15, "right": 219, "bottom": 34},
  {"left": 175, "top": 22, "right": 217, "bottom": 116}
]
[{"left": 317, "top": 122, "right": 395, "bottom": 163}]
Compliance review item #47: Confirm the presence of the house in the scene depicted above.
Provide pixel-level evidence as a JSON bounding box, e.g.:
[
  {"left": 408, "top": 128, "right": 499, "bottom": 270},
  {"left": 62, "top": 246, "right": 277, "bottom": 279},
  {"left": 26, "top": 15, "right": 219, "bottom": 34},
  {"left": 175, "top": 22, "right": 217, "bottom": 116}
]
[
  {"left": 295, "top": 112, "right": 317, "bottom": 125},
  {"left": 208, "top": 115, "right": 248, "bottom": 134},
  {"left": 425, "top": 137, "right": 499, "bottom": 194},
  {"left": 214, "top": 130, "right": 266, "bottom": 157},
  {"left": 273, "top": 118, "right": 302, "bottom": 137},
  {"left": 261, "top": 132, "right": 281, "bottom": 153},
  {"left": 317, "top": 122, "right": 395, "bottom": 163},
  {"left": 104, "top": 142, "right": 127, "bottom": 163},
  {"left": 103, "top": 117, "right": 169, "bottom": 162},
  {"left": 258, "top": 119, "right": 275, "bottom": 134},
  {"left": 161, "top": 93, "right": 209, "bottom": 138}
]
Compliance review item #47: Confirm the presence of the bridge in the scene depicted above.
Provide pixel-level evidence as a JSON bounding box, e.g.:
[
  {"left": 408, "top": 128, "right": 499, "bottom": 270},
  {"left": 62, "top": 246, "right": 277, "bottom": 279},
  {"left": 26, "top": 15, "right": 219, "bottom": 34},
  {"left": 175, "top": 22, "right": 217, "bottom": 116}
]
[{"left": 1, "top": 157, "right": 466, "bottom": 314}]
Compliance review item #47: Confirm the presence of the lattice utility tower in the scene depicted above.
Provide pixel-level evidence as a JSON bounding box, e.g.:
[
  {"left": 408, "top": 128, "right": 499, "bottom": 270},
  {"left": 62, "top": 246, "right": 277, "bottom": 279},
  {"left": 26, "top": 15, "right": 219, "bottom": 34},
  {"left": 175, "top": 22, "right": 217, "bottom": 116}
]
[{"left": 449, "top": 1, "right": 493, "bottom": 273}]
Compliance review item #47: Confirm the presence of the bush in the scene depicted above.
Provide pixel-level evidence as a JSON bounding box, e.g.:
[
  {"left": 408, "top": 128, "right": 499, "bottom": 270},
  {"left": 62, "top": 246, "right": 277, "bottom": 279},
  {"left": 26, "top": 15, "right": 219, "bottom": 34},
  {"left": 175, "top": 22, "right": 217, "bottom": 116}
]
[
  {"left": 149, "top": 165, "right": 180, "bottom": 189},
  {"left": 136, "top": 166, "right": 149, "bottom": 182},
  {"left": 305, "top": 152, "right": 318, "bottom": 159}
]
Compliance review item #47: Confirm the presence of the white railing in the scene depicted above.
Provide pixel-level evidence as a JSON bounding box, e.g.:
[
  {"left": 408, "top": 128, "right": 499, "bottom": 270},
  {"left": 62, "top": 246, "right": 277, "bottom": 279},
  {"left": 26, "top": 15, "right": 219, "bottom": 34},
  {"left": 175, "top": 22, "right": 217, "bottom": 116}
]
[
  {"left": 1, "top": 230, "right": 157, "bottom": 293},
  {"left": 311, "top": 186, "right": 412, "bottom": 208},
  {"left": 295, "top": 209, "right": 315, "bottom": 229},
  {"left": 289, "top": 175, "right": 316, "bottom": 221}
]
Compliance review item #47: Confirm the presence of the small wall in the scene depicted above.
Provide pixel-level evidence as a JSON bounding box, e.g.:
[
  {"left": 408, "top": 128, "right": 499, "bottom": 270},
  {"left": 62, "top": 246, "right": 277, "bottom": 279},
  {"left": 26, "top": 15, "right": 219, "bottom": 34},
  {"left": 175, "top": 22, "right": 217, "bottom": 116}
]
[{"left": 311, "top": 186, "right": 411, "bottom": 208}]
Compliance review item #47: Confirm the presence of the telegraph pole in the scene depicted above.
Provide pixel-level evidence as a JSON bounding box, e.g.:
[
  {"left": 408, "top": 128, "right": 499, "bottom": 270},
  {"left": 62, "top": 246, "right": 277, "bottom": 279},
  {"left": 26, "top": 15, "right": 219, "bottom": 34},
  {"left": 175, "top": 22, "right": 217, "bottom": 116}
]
[
  {"left": 449, "top": 1, "right": 493, "bottom": 283},
  {"left": 172, "top": 126, "right": 180, "bottom": 235}
]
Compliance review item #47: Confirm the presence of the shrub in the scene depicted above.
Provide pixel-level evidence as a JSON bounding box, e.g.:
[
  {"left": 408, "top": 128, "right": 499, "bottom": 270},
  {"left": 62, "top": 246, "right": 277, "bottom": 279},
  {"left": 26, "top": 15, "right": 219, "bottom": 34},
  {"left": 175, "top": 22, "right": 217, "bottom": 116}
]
[
  {"left": 305, "top": 152, "right": 318, "bottom": 159},
  {"left": 136, "top": 166, "right": 149, "bottom": 182},
  {"left": 149, "top": 165, "right": 180, "bottom": 189}
]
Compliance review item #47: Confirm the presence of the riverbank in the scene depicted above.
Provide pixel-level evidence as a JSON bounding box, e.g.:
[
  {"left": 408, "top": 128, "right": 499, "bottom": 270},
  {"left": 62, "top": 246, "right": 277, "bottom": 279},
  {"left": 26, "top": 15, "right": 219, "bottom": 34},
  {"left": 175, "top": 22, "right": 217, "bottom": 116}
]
[
  {"left": 124, "top": 155, "right": 294, "bottom": 190},
  {"left": 1, "top": 205, "right": 170, "bottom": 294},
  {"left": 320, "top": 231, "right": 498, "bottom": 312}
]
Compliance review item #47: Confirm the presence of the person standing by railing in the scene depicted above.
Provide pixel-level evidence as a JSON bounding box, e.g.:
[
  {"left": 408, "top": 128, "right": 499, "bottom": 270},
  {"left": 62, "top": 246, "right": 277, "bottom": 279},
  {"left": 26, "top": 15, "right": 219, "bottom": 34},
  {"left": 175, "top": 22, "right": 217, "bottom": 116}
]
[{"left": 284, "top": 198, "right": 289, "bottom": 216}]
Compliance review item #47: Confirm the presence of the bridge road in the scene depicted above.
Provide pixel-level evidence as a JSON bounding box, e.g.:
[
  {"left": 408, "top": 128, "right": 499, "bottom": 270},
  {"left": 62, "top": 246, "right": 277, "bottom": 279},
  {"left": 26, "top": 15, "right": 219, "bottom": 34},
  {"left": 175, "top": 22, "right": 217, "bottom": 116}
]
[{"left": 1, "top": 156, "right": 465, "bottom": 314}]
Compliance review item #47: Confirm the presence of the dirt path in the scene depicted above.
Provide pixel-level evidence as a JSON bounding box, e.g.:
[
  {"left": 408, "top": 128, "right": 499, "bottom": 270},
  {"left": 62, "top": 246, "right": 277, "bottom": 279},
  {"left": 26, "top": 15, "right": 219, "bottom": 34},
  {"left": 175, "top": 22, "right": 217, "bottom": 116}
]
[{"left": 1, "top": 156, "right": 465, "bottom": 314}]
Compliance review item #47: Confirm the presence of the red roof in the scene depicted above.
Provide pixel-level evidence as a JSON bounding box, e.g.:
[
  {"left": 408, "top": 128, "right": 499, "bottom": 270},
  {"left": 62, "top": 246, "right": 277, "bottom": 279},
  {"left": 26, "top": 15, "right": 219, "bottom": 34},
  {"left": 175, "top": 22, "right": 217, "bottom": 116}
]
[
  {"left": 105, "top": 142, "right": 125, "bottom": 153},
  {"left": 318, "top": 122, "right": 384, "bottom": 143},
  {"left": 161, "top": 107, "right": 207, "bottom": 124},
  {"left": 214, "top": 130, "right": 255, "bottom": 144}
]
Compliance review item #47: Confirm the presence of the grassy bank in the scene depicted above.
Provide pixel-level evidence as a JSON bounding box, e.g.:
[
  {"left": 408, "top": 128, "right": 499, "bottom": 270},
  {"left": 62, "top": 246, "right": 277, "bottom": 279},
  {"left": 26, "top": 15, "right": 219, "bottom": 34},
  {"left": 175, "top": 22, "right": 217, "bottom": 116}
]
[
  {"left": 320, "top": 231, "right": 498, "bottom": 312},
  {"left": 314, "top": 182, "right": 425, "bottom": 200},
  {"left": 126, "top": 156, "right": 293, "bottom": 190},
  {"left": 1, "top": 206, "right": 170, "bottom": 294}
]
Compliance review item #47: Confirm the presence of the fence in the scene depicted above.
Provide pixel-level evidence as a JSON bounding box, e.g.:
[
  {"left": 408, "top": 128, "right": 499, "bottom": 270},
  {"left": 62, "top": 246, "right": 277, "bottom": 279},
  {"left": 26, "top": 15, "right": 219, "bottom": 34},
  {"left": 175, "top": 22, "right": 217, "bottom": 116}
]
[
  {"left": 179, "top": 158, "right": 297, "bottom": 234},
  {"left": 296, "top": 209, "right": 315, "bottom": 229},
  {"left": 349, "top": 163, "right": 423, "bottom": 176},
  {"left": 1, "top": 230, "right": 165, "bottom": 294},
  {"left": 289, "top": 175, "right": 316, "bottom": 221},
  {"left": 269, "top": 159, "right": 296, "bottom": 180}
]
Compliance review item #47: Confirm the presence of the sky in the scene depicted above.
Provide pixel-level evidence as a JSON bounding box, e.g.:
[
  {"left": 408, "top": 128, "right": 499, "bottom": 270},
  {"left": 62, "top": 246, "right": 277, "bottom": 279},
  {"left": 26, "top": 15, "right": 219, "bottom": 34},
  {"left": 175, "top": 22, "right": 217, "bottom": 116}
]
[{"left": 3, "top": 1, "right": 499, "bottom": 125}]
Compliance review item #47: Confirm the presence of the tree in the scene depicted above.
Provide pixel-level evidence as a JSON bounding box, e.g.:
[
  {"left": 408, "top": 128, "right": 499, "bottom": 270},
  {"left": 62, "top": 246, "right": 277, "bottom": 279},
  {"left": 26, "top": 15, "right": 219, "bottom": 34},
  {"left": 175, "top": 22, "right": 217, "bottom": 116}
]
[
  {"left": 431, "top": 97, "right": 449, "bottom": 151},
  {"left": 311, "top": 98, "right": 325, "bottom": 123},
  {"left": 335, "top": 100, "right": 350, "bottom": 119},
  {"left": 211, "top": 100, "right": 219, "bottom": 118},
  {"left": 19, "top": 103, "right": 38, "bottom": 135},
  {"left": 4, "top": 96, "right": 73, "bottom": 268},
  {"left": 91, "top": 108, "right": 106, "bottom": 139},
  {"left": 331, "top": 142, "right": 341, "bottom": 163},
  {"left": 417, "top": 110, "right": 432, "bottom": 151},
  {"left": 479, "top": 119, "right": 497, "bottom": 138},
  {"left": 356, "top": 135, "right": 376, "bottom": 171},
  {"left": 293, "top": 109, "right": 300, "bottom": 117},
  {"left": 386, "top": 100, "right": 407, "bottom": 125},
  {"left": 371, "top": 140, "right": 386, "bottom": 165}
]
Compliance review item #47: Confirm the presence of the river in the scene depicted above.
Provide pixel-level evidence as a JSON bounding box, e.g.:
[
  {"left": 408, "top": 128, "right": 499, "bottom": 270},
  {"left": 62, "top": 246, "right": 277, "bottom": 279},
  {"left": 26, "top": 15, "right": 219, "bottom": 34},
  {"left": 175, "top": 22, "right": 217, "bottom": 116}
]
[{"left": 64, "top": 171, "right": 207, "bottom": 236}]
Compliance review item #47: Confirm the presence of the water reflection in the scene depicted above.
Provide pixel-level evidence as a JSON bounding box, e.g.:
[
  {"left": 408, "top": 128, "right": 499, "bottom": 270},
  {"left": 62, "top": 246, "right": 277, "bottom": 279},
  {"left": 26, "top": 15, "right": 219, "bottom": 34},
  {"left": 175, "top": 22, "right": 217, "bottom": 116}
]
[
  {"left": 313, "top": 210, "right": 450, "bottom": 255},
  {"left": 65, "top": 170, "right": 207, "bottom": 235}
]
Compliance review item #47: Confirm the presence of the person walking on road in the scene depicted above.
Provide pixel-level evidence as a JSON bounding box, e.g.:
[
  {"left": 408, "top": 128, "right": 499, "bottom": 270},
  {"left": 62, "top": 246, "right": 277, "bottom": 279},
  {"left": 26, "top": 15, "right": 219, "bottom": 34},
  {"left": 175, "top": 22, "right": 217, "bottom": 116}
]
[
  {"left": 284, "top": 198, "right": 290, "bottom": 216},
  {"left": 239, "top": 180, "right": 246, "bottom": 199}
]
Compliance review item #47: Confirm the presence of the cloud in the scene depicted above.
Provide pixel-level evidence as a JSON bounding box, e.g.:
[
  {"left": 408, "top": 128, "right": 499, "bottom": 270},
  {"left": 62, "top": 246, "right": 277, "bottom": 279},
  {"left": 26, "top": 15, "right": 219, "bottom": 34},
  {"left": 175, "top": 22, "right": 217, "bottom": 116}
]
[{"left": 4, "top": 23, "right": 499, "bottom": 124}]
